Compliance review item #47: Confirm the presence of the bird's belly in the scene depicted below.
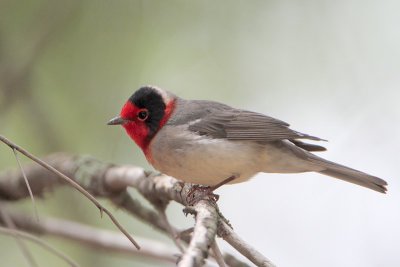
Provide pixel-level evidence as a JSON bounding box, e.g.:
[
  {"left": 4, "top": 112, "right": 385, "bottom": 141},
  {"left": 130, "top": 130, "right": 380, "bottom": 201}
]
[{"left": 149, "top": 132, "right": 264, "bottom": 186}]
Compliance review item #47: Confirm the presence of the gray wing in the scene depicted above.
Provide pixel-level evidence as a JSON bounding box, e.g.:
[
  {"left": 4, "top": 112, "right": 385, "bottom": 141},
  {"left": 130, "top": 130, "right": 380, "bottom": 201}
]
[{"left": 183, "top": 101, "right": 325, "bottom": 143}]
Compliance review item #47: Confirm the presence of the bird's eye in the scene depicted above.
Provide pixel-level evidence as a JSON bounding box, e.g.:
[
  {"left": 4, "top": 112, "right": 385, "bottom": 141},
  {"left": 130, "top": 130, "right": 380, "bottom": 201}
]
[{"left": 137, "top": 109, "right": 149, "bottom": 121}]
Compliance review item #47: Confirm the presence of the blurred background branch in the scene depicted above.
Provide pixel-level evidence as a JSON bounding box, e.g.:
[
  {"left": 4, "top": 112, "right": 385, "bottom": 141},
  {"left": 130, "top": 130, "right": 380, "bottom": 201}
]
[{"left": 0, "top": 210, "right": 178, "bottom": 264}]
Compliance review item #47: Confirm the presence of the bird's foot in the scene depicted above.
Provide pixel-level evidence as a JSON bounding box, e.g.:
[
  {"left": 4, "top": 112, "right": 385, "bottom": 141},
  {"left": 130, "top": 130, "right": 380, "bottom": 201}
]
[
  {"left": 186, "top": 185, "right": 219, "bottom": 206},
  {"left": 185, "top": 176, "right": 238, "bottom": 205}
]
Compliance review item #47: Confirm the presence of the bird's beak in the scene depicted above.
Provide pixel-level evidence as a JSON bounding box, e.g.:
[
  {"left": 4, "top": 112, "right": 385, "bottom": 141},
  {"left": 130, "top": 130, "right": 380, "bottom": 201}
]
[{"left": 107, "top": 116, "right": 128, "bottom": 125}]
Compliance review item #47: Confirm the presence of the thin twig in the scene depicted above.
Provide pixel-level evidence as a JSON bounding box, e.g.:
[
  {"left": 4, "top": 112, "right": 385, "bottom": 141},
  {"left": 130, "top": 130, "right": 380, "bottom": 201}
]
[
  {"left": 12, "top": 149, "right": 39, "bottom": 222},
  {"left": 0, "top": 135, "right": 140, "bottom": 249},
  {"left": 0, "top": 226, "right": 79, "bottom": 267}
]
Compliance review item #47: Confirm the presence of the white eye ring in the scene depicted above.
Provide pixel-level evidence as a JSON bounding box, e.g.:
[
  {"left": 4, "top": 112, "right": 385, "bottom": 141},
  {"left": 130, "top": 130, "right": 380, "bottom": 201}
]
[{"left": 137, "top": 109, "right": 149, "bottom": 121}]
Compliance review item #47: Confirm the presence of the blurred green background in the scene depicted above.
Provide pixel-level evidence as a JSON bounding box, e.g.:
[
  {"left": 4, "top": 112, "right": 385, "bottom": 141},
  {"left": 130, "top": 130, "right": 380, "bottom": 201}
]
[{"left": 1, "top": 0, "right": 399, "bottom": 266}]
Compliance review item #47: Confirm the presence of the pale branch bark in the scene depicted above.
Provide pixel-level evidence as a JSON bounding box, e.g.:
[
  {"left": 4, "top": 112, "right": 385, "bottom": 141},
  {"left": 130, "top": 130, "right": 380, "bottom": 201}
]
[
  {"left": 178, "top": 202, "right": 219, "bottom": 267},
  {"left": 0, "top": 211, "right": 178, "bottom": 264},
  {"left": 0, "top": 152, "right": 276, "bottom": 267}
]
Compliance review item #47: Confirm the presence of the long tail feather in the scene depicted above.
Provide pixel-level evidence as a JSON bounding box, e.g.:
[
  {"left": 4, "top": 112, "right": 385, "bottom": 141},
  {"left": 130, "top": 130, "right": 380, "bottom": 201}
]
[{"left": 313, "top": 158, "right": 387, "bottom": 193}]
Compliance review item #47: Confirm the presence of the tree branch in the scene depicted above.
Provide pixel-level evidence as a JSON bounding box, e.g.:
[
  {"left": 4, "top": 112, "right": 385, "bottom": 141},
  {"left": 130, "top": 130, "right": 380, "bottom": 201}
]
[
  {"left": 0, "top": 147, "right": 276, "bottom": 266},
  {"left": 179, "top": 202, "right": 219, "bottom": 266},
  {"left": 0, "top": 210, "right": 177, "bottom": 264}
]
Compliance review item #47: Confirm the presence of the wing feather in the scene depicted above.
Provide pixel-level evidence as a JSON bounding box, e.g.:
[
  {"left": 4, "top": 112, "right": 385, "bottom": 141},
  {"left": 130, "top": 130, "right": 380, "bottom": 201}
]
[{"left": 188, "top": 109, "right": 325, "bottom": 142}]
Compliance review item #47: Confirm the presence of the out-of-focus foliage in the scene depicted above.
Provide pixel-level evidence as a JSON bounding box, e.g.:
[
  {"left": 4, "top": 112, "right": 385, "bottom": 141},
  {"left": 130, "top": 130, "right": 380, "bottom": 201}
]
[{"left": 1, "top": 0, "right": 399, "bottom": 266}]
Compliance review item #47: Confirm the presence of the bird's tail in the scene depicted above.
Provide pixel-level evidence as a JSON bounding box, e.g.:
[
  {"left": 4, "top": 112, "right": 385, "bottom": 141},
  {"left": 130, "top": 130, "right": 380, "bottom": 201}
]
[{"left": 312, "top": 157, "right": 388, "bottom": 193}]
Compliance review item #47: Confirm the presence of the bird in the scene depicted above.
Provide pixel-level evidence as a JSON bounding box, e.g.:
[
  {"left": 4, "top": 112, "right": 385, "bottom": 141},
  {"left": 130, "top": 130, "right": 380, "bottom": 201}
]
[{"left": 107, "top": 85, "right": 387, "bottom": 198}]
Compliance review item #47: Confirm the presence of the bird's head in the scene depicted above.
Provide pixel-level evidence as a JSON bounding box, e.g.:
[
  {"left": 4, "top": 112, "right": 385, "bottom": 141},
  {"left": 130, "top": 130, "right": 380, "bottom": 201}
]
[{"left": 108, "top": 86, "right": 176, "bottom": 151}]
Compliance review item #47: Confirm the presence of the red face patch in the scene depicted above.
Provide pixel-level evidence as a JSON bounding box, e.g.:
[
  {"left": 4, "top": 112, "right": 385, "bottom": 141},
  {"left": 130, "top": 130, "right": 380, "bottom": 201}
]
[
  {"left": 119, "top": 99, "right": 176, "bottom": 154},
  {"left": 120, "top": 101, "right": 151, "bottom": 151}
]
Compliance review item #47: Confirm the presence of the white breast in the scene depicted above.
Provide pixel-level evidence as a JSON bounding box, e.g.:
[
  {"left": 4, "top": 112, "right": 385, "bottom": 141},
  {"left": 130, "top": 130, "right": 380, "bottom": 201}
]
[
  {"left": 148, "top": 125, "right": 320, "bottom": 186},
  {"left": 148, "top": 125, "right": 267, "bottom": 186}
]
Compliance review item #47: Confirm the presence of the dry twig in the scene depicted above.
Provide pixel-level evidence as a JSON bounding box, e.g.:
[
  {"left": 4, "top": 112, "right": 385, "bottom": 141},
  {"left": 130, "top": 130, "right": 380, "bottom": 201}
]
[{"left": 12, "top": 149, "right": 39, "bottom": 221}]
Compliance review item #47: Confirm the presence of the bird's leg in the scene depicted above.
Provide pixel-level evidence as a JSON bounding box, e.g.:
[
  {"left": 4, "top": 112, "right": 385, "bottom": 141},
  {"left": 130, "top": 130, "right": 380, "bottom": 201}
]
[
  {"left": 209, "top": 175, "right": 237, "bottom": 191},
  {"left": 186, "top": 175, "right": 237, "bottom": 205}
]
